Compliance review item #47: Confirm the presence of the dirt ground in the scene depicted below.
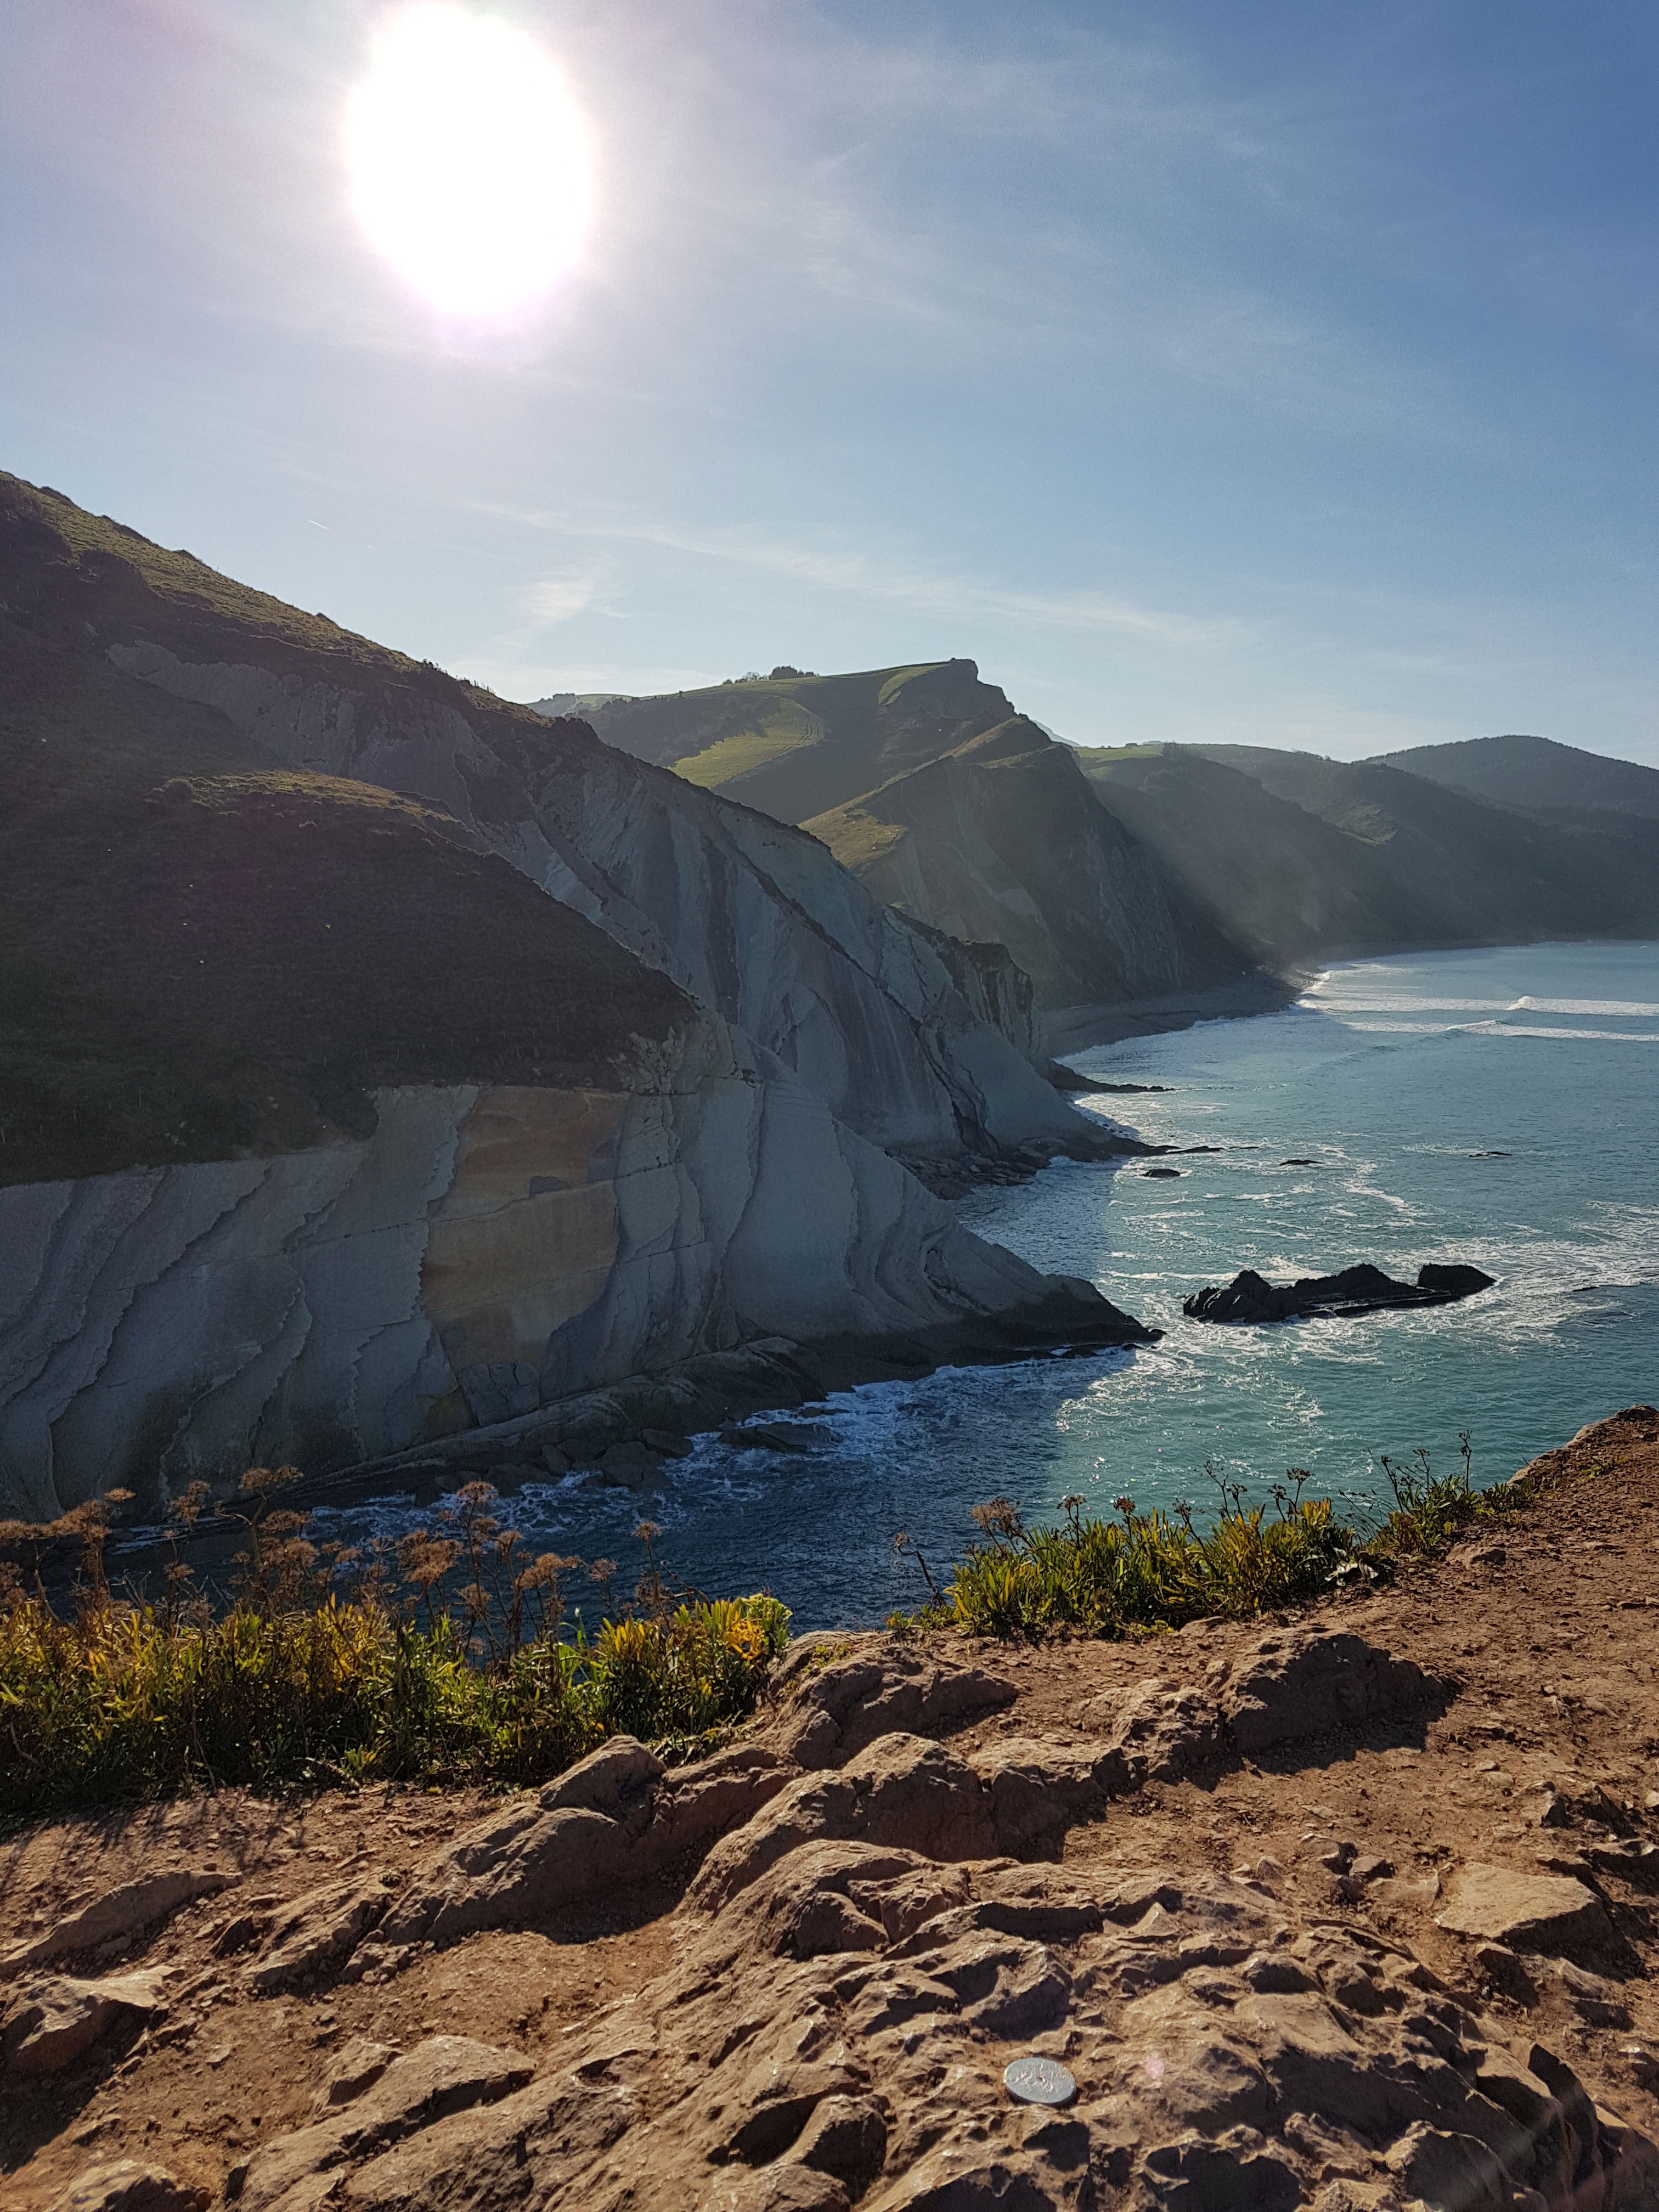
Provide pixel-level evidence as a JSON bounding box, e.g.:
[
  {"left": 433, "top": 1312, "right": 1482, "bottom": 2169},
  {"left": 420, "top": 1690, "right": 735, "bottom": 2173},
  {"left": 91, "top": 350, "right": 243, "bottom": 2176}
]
[{"left": 3, "top": 1407, "right": 1656, "bottom": 2208}]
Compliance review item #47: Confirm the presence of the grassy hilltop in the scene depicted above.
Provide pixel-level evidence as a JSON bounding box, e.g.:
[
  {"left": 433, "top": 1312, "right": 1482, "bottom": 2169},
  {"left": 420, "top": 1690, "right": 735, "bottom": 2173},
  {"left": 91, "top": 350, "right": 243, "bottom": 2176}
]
[{"left": 0, "top": 475, "right": 689, "bottom": 1186}]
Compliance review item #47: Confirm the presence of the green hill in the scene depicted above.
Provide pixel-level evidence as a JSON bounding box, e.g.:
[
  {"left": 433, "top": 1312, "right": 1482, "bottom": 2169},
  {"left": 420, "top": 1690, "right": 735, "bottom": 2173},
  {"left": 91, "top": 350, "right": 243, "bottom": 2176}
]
[
  {"left": 1372, "top": 732, "right": 1659, "bottom": 821},
  {"left": 0, "top": 481, "right": 689, "bottom": 1186},
  {"left": 585, "top": 658, "right": 1015, "bottom": 823}
]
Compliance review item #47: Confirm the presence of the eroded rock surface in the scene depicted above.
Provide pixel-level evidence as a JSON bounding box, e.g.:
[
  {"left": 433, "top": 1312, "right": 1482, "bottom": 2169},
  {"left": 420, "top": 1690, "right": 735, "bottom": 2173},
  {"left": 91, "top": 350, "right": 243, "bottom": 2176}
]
[{"left": 8, "top": 1424, "right": 1659, "bottom": 2211}]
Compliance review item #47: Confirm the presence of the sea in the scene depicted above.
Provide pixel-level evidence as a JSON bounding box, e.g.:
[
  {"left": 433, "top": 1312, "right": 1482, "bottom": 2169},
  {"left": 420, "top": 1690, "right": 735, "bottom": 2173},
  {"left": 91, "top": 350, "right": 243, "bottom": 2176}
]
[{"left": 313, "top": 940, "right": 1659, "bottom": 1630}]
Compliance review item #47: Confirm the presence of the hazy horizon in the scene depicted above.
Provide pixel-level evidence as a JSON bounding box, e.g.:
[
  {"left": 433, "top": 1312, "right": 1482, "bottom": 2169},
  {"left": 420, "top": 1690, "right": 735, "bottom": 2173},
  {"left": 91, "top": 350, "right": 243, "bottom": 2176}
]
[{"left": 4, "top": 2, "right": 1656, "bottom": 764}]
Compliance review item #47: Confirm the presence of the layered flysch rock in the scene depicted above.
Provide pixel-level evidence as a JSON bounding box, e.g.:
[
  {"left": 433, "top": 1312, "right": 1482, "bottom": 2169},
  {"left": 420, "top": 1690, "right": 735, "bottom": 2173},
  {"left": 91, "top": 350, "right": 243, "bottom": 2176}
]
[
  {"left": 0, "top": 475, "right": 1157, "bottom": 1520},
  {"left": 0, "top": 1023, "right": 1153, "bottom": 1521}
]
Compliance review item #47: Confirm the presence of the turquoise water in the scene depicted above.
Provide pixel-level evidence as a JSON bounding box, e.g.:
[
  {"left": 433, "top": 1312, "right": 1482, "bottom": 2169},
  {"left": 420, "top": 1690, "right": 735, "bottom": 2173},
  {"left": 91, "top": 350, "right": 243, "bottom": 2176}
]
[{"left": 316, "top": 940, "right": 1659, "bottom": 1628}]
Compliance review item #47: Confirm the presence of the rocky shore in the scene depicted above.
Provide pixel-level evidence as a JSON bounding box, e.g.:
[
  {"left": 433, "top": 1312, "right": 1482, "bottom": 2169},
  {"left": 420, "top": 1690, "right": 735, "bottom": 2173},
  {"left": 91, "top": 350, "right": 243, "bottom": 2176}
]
[{"left": 4, "top": 1406, "right": 1657, "bottom": 2210}]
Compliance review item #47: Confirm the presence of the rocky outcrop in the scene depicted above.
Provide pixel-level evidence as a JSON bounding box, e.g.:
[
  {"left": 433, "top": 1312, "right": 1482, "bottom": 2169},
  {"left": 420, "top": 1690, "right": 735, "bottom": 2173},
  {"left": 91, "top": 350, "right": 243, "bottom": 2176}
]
[
  {"left": 135, "top": 1629, "right": 1652, "bottom": 2212},
  {"left": 1184, "top": 1261, "right": 1496, "bottom": 1324},
  {"left": 1, "top": 1973, "right": 167, "bottom": 2076},
  {"left": 1, "top": 1024, "right": 1154, "bottom": 1520}
]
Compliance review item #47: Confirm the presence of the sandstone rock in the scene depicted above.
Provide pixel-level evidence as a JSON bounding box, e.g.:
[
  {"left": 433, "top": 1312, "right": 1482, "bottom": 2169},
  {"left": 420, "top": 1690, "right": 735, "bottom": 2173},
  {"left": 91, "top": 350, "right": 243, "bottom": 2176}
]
[
  {"left": 1091, "top": 1676, "right": 1222, "bottom": 1787},
  {"left": 1545, "top": 1958, "right": 1633, "bottom": 2028},
  {"left": 1472, "top": 1942, "right": 1536, "bottom": 2004},
  {"left": 47, "top": 2160, "right": 208, "bottom": 2212},
  {"left": 1220, "top": 1629, "right": 1447, "bottom": 1751},
  {"left": 642, "top": 1745, "right": 802, "bottom": 1870},
  {"left": 1079, "top": 1632, "right": 1446, "bottom": 1805},
  {"left": 307, "top": 2034, "right": 399, "bottom": 2117},
  {"left": 686, "top": 1735, "right": 996, "bottom": 1915},
  {"left": 189, "top": 1841, "right": 1659, "bottom": 2212},
  {"left": 539, "top": 1733, "right": 664, "bottom": 1815},
  {"left": 245, "top": 1877, "right": 393, "bottom": 1993},
  {"left": 1, "top": 1971, "right": 167, "bottom": 2075},
  {"left": 1436, "top": 1864, "right": 1615, "bottom": 1959},
  {"left": 969, "top": 1736, "right": 1102, "bottom": 1849},
  {"left": 2, "top": 1871, "right": 232, "bottom": 1971},
  {"left": 699, "top": 2169, "right": 850, "bottom": 2212},
  {"left": 1385, "top": 2123, "right": 1511, "bottom": 2212},
  {"left": 236, "top": 2035, "right": 533, "bottom": 2212},
  {"left": 769, "top": 1639, "right": 1016, "bottom": 1769},
  {"left": 792, "top": 2095, "right": 888, "bottom": 2193}
]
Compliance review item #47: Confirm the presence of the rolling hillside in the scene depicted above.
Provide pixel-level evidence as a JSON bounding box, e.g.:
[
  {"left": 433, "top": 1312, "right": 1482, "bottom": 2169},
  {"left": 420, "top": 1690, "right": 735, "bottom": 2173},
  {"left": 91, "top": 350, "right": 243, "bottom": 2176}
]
[
  {"left": 585, "top": 658, "right": 1015, "bottom": 823},
  {"left": 1373, "top": 732, "right": 1659, "bottom": 820},
  {"left": 0, "top": 609, "right": 689, "bottom": 1187}
]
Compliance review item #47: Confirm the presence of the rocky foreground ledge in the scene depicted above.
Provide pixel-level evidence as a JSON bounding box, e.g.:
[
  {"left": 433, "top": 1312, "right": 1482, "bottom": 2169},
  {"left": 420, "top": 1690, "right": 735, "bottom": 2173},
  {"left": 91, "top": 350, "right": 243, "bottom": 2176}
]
[{"left": 4, "top": 1409, "right": 1658, "bottom": 2211}]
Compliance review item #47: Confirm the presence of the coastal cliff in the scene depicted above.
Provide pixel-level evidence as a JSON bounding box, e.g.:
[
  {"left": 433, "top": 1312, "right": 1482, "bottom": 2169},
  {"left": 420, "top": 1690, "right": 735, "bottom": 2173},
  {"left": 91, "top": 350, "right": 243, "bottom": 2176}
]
[
  {"left": 0, "top": 475, "right": 1150, "bottom": 1521},
  {"left": 0, "top": 1028, "right": 1149, "bottom": 1525},
  {"left": 98, "top": 635, "right": 1084, "bottom": 1172}
]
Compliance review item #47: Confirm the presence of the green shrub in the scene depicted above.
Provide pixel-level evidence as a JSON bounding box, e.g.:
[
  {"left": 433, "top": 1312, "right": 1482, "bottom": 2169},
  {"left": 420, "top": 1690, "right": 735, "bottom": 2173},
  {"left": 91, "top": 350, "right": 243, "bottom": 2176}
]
[
  {"left": 905, "top": 1484, "right": 1355, "bottom": 1643},
  {"left": 0, "top": 1478, "right": 789, "bottom": 1820}
]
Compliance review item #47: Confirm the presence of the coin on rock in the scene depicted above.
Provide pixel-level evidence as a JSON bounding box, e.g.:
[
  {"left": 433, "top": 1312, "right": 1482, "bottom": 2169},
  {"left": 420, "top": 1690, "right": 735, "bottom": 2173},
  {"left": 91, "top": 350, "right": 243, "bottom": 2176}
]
[{"left": 1003, "top": 2055, "right": 1076, "bottom": 2106}]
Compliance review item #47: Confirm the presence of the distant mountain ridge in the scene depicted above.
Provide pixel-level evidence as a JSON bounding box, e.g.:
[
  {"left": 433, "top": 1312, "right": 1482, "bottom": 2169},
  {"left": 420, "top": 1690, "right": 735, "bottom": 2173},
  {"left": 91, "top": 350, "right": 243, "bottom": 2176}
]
[
  {"left": 1078, "top": 742, "right": 1659, "bottom": 969},
  {"left": 1372, "top": 732, "right": 1659, "bottom": 821},
  {"left": 802, "top": 714, "right": 1254, "bottom": 1018}
]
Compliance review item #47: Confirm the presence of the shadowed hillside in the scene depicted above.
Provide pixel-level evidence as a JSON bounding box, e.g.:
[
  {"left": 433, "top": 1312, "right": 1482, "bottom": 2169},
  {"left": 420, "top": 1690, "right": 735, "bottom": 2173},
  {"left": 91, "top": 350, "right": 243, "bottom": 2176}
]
[
  {"left": 1078, "top": 742, "right": 1659, "bottom": 968},
  {"left": 803, "top": 715, "right": 1254, "bottom": 1013},
  {"left": 0, "top": 612, "right": 689, "bottom": 1186},
  {"left": 1, "top": 476, "right": 1094, "bottom": 1177},
  {"left": 1373, "top": 732, "right": 1659, "bottom": 821}
]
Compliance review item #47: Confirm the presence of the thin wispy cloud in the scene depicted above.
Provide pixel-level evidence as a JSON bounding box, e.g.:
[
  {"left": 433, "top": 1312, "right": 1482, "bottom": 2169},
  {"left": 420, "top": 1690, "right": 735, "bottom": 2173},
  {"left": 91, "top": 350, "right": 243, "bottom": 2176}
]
[{"left": 479, "top": 502, "right": 1249, "bottom": 652}]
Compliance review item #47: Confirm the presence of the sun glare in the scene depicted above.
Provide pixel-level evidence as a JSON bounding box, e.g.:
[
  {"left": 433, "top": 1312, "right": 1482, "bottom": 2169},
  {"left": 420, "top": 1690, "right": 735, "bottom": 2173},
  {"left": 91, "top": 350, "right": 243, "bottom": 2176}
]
[{"left": 346, "top": 4, "right": 594, "bottom": 320}]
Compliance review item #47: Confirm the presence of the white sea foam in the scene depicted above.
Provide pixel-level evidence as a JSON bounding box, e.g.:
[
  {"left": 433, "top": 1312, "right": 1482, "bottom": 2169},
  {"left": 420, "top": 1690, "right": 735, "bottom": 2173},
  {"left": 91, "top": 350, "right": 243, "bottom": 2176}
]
[
  {"left": 1461, "top": 1022, "right": 1659, "bottom": 1042},
  {"left": 1512, "top": 997, "right": 1659, "bottom": 1017}
]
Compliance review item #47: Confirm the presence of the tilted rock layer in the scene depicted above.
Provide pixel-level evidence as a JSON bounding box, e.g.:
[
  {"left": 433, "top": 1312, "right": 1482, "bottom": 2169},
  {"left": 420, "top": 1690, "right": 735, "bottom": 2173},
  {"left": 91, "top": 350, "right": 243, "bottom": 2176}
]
[
  {"left": 0, "top": 1035, "right": 1149, "bottom": 1520},
  {"left": 5, "top": 1409, "right": 1658, "bottom": 2210}
]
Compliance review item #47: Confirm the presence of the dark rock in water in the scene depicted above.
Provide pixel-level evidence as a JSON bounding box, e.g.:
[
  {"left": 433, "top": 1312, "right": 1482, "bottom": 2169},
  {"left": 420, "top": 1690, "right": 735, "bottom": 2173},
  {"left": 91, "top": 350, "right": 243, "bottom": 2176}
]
[
  {"left": 1182, "top": 1144, "right": 1224, "bottom": 1153},
  {"left": 1417, "top": 1261, "right": 1497, "bottom": 1299},
  {"left": 1184, "top": 1261, "right": 1496, "bottom": 1325},
  {"left": 1089, "top": 1081, "right": 1171, "bottom": 1094},
  {"left": 718, "top": 1421, "right": 822, "bottom": 1454},
  {"left": 1142, "top": 1167, "right": 1182, "bottom": 1180},
  {"left": 1280, "top": 1157, "right": 1316, "bottom": 1166}
]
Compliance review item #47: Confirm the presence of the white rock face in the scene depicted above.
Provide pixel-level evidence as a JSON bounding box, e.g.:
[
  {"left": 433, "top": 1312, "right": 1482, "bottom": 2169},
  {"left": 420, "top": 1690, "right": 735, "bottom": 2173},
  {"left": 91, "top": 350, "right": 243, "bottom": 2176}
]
[
  {"left": 105, "top": 645, "right": 1084, "bottom": 1163},
  {"left": 0, "top": 1021, "right": 1118, "bottom": 1520}
]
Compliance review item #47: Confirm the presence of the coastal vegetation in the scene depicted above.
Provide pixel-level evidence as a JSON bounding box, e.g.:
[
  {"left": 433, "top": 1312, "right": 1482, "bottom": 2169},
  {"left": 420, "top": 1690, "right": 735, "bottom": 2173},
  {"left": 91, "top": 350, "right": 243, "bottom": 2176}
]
[
  {"left": 0, "top": 1471, "right": 787, "bottom": 1821},
  {"left": 891, "top": 1433, "right": 1544, "bottom": 1641},
  {"left": 0, "top": 1434, "right": 1554, "bottom": 1824}
]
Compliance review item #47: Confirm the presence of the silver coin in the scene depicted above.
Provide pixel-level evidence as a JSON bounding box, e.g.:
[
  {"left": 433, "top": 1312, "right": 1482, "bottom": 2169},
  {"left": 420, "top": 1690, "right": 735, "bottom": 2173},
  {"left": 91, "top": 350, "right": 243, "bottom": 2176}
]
[{"left": 1002, "top": 2055, "right": 1076, "bottom": 2107}]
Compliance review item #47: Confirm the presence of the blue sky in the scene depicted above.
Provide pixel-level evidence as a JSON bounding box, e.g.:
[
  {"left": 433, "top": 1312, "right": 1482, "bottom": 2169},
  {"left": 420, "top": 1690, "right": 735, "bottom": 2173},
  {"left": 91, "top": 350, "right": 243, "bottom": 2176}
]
[{"left": 3, "top": 1, "right": 1656, "bottom": 760}]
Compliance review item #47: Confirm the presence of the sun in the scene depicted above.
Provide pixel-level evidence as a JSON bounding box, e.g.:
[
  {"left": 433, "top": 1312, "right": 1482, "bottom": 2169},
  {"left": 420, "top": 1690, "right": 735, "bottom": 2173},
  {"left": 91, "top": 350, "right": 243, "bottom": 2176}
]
[{"left": 345, "top": 4, "right": 594, "bottom": 320}]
